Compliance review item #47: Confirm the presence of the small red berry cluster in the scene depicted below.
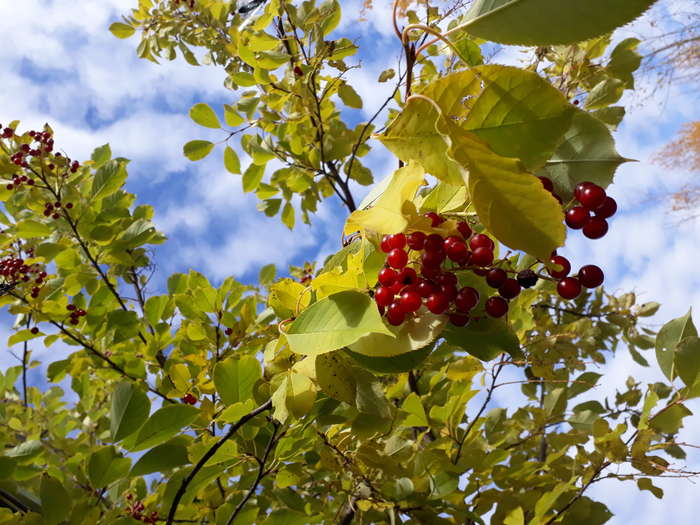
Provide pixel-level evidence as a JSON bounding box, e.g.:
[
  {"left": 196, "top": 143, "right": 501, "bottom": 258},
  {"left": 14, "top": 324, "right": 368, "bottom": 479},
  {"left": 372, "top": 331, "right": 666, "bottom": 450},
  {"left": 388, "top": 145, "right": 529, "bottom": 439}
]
[
  {"left": 181, "top": 393, "right": 198, "bottom": 405},
  {"left": 125, "top": 494, "right": 159, "bottom": 524},
  {"left": 0, "top": 252, "right": 46, "bottom": 296},
  {"left": 564, "top": 181, "right": 617, "bottom": 239},
  {"left": 66, "top": 303, "right": 87, "bottom": 325}
]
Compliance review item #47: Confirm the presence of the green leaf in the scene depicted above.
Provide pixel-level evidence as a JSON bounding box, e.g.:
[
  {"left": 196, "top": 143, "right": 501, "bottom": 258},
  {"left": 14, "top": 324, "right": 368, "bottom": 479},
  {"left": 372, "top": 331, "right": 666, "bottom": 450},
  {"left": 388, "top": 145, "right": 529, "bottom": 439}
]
[
  {"left": 656, "top": 309, "right": 697, "bottom": 381},
  {"left": 224, "top": 104, "right": 244, "bottom": 127},
  {"left": 130, "top": 439, "right": 190, "bottom": 476},
  {"left": 131, "top": 404, "right": 200, "bottom": 452},
  {"left": 41, "top": 475, "right": 72, "bottom": 524},
  {"left": 649, "top": 403, "right": 693, "bottom": 434},
  {"left": 378, "top": 69, "right": 396, "bottom": 82},
  {"left": 281, "top": 201, "right": 295, "bottom": 229},
  {"left": 536, "top": 110, "right": 630, "bottom": 201},
  {"left": 243, "top": 162, "right": 264, "bottom": 192},
  {"left": 608, "top": 38, "right": 642, "bottom": 88},
  {"left": 637, "top": 478, "right": 663, "bottom": 499},
  {"left": 15, "top": 219, "right": 52, "bottom": 239},
  {"left": 184, "top": 140, "right": 215, "bottom": 161},
  {"left": 504, "top": 507, "right": 524, "bottom": 525},
  {"left": 259, "top": 264, "right": 276, "bottom": 285},
  {"left": 110, "top": 382, "right": 151, "bottom": 442},
  {"left": 109, "top": 22, "right": 135, "bottom": 39},
  {"left": 338, "top": 83, "right": 363, "bottom": 109},
  {"left": 8, "top": 329, "right": 40, "bottom": 346},
  {"left": 224, "top": 146, "right": 241, "bottom": 174},
  {"left": 315, "top": 353, "right": 357, "bottom": 405},
  {"left": 345, "top": 345, "right": 432, "bottom": 373},
  {"left": 462, "top": 0, "right": 658, "bottom": 46},
  {"left": 442, "top": 317, "right": 520, "bottom": 361},
  {"left": 189, "top": 103, "right": 221, "bottom": 129},
  {"left": 674, "top": 336, "right": 700, "bottom": 388},
  {"left": 88, "top": 446, "right": 131, "bottom": 488},
  {"left": 286, "top": 290, "right": 393, "bottom": 356},
  {"left": 213, "top": 355, "right": 262, "bottom": 406},
  {"left": 401, "top": 393, "right": 428, "bottom": 426},
  {"left": 91, "top": 144, "right": 112, "bottom": 167},
  {"left": 585, "top": 78, "right": 625, "bottom": 109},
  {"left": 91, "top": 160, "right": 127, "bottom": 201}
]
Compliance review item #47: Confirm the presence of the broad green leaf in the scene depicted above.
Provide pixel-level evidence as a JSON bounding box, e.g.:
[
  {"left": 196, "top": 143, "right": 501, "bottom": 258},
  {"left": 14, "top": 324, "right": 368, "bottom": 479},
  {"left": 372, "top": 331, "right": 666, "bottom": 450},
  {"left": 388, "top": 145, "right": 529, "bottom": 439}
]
[
  {"left": 268, "top": 278, "right": 310, "bottom": 318},
  {"left": 15, "top": 220, "right": 52, "bottom": 239},
  {"left": 443, "top": 317, "right": 520, "bottom": 361},
  {"left": 41, "top": 475, "right": 71, "bottom": 524},
  {"left": 422, "top": 66, "right": 574, "bottom": 169},
  {"left": 144, "top": 295, "right": 169, "bottom": 326},
  {"left": 91, "top": 143, "right": 112, "bottom": 167},
  {"left": 189, "top": 103, "right": 221, "bottom": 129},
  {"left": 656, "top": 309, "right": 696, "bottom": 381},
  {"left": 674, "top": 336, "right": 700, "bottom": 388},
  {"left": 348, "top": 308, "right": 447, "bottom": 357},
  {"left": 315, "top": 352, "right": 356, "bottom": 405},
  {"left": 401, "top": 393, "right": 428, "bottom": 427},
  {"left": 281, "top": 201, "right": 295, "bottom": 229},
  {"left": 130, "top": 439, "right": 190, "bottom": 476},
  {"left": 5, "top": 440, "right": 43, "bottom": 461},
  {"left": 637, "top": 478, "right": 663, "bottom": 499},
  {"left": 110, "top": 382, "right": 151, "bottom": 442},
  {"left": 243, "top": 163, "right": 264, "bottom": 192},
  {"left": 224, "top": 146, "right": 241, "bottom": 174},
  {"left": 585, "top": 78, "right": 625, "bottom": 109},
  {"left": 131, "top": 404, "right": 200, "bottom": 452},
  {"left": 88, "top": 446, "right": 131, "bottom": 488},
  {"left": 536, "top": 110, "right": 630, "bottom": 201},
  {"left": 462, "top": 0, "right": 658, "bottom": 46},
  {"left": 224, "top": 104, "right": 244, "bottom": 127},
  {"left": 286, "top": 369, "right": 317, "bottom": 418},
  {"left": 504, "top": 507, "right": 524, "bottom": 525},
  {"left": 529, "top": 482, "right": 571, "bottom": 524},
  {"left": 338, "top": 83, "right": 363, "bottom": 109},
  {"left": 8, "top": 329, "right": 40, "bottom": 346},
  {"left": 184, "top": 140, "right": 215, "bottom": 161},
  {"left": 344, "top": 162, "right": 425, "bottom": 235},
  {"left": 91, "top": 160, "right": 127, "bottom": 201},
  {"left": 213, "top": 355, "right": 262, "bottom": 406},
  {"left": 109, "top": 22, "right": 135, "bottom": 39},
  {"left": 378, "top": 69, "right": 396, "bottom": 82},
  {"left": 608, "top": 38, "right": 642, "bottom": 88},
  {"left": 649, "top": 403, "right": 693, "bottom": 434},
  {"left": 354, "top": 368, "right": 391, "bottom": 418},
  {"left": 286, "top": 290, "right": 392, "bottom": 356},
  {"left": 345, "top": 345, "right": 432, "bottom": 373}
]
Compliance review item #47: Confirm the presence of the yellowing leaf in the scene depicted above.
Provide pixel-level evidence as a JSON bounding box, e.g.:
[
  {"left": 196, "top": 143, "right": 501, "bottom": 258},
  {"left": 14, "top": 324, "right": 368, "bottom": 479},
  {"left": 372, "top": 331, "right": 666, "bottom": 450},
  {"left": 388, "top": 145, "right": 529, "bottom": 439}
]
[
  {"left": 109, "top": 22, "right": 135, "bottom": 39},
  {"left": 401, "top": 392, "right": 428, "bottom": 427},
  {"left": 344, "top": 162, "right": 426, "bottom": 235},
  {"left": 315, "top": 352, "right": 356, "bottom": 405},
  {"left": 189, "top": 103, "right": 221, "bottom": 129},
  {"left": 268, "top": 278, "right": 310, "bottom": 318},
  {"left": 338, "top": 83, "right": 363, "bottom": 109},
  {"left": 184, "top": 140, "right": 215, "bottom": 161},
  {"left": 312, "top": 269, "right": 362, "bottom": 299}
]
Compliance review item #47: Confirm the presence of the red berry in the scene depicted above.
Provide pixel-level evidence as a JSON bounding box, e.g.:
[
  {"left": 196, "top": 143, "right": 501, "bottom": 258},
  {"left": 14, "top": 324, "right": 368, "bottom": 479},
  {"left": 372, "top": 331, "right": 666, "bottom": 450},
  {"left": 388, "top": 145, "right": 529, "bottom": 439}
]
[
  {"left": 225, "top": 327, "right": 233, "bottom": 335},
  {"left": 65, "top": 203, "right": 73, "bottom": 209},
  {"left": 77, "top": 309, "right": 86, "bottom": 317},
  {"left": 424, "top": 234, "right": 444, "bottom": 252},
  {"left": 485, "top": 296, "right": 508, "bottom": 318},
  {"left": 387, "top": 233, "right": 406, "bottom": 250},
  {"left": 378, "top": 267, "right": 398, "bottom": 286},
  {"left": 426, "top": 292, "right": 449, "bottom": 314},
  {"left": 578, "top": 265, "right": 604, "bottom": 288},
  {"left": 457, "top": 221, "right": 472, "bottom": 239},
  {"left": 498, "top": 278, "right": 521, "bottom": 299},
  {"left": 67, "top": 304, "right": 76, "bottom": 311},
  {"left": 516, "top": 269, "right": 538, "bottom": 288},
  {"left": 375, "top": 287, "right": 394, "bottom": 307},
  {"left": 387, "top": 248, "right": 408, "bottom": 269},
  {"left": 446, "top": 239, "right": 468, "bottom": 262},
  {"left": 469, "top": 234, "right": 494, "bottom": 251},
  {"left": 574, "top": 182, "right": 595, "bottom": 201},
  {"left": 69, "top": 318, "right": 79, "bottom": 325},
  {"left": 294, "top": 65, "right": 303, "bottom": 76},
  {"left": 182, "top": 393, "right": 197, "bottom": 405},
  {"left": 397, "top": 267, "right": 418, "bottom": 285},
  {"left": 421, "top": 250, "right": 445, "bottom": 268},
  {"left": 486, "top": 268, "right": 508, "bottom": 288},
  {"left": 449, "top": 313, "right": 470, "bottom": 327},
  {"left": 389, "top": 281, "right": 404, "bottom": 296},
  {"left": 424, "top": 212, "right": 445, "bottom": 227},
  {"left": 548, "top": 255, "right": 571, "bottom": 279},
  {"left": 455, "top": 287, "right": 479, "bottom": 312},
  {"left": 594, "top": 197, "right": 617, "bottom": 219},
  {"left": 471, "top": 247, "right": 494, "bottom": 267},
  {"left": 407, "top": 231, "right": 426, "bottom": 250},
  {"left": 399, "top": 290, "right": 422, "bottom": 313},
  {"left": 30, "top": 327, "right": 39, "bottom": 335},
  {"left": 565, "top": 207, "right": 590, "bottom": 229},
  {"left": 417, "top": 279, "right": 437, "bottom": 298},
  {"left": 440, "top": 283, "right": 458, "bottom": 302},
  {"left": 578, "top": 184, "right": 606, "bottom": 209},
  {"left": 52, "top": 213, "right": 60, "bottom": 220},
  {"left": 435, "top": 272, "right": 458, "bottom": 287},
  {"left": 557, "top": 277, "right": 582, "bottom": 299},
  {"left": 538, "top": 176, "right": 554, "bottom": 192},
  {"left": 387, "top": 302, "right": 406, "bottom": 326},
  {"left": 582, "top": 218, "right": 608, "bottom": 239},
  {"left": 380, "top": 235, "right": 392, "bottom": 253}
]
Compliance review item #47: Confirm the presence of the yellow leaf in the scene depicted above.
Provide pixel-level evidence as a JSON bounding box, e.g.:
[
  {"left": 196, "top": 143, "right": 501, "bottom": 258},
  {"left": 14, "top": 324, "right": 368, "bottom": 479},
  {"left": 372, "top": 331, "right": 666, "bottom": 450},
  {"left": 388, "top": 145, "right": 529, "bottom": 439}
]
[
  {"left": 268, "top": 278, "right": 310, "bottom": 318},
  {"left": 311, "top": 269, "right": 362, "bottom": 299}
]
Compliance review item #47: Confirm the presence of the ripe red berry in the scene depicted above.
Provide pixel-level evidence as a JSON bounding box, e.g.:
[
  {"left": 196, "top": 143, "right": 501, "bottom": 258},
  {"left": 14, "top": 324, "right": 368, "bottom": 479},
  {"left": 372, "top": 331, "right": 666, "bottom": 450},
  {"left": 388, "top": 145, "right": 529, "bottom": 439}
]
[
  {"left": 446, "top": 239, "right": 468, "bottom": 262},
  {"left": 485, "top": 296, "right": 508, "bottom": 318},
  {"left": 457, "top": 221, "right": 472, "bottom": 239},
  {"left": 574, "top": 182, "right": 595, "bottom": 201},
  {"left": 578, "top": 184, "right": 606, "bottom": 209},
  {"left": 387, "top": 248, "right": 408, "bottom": 269},
  {"left": 225, "top": 327, "right": 233, "bottom": 336},
  {"left": 65, "top": 203, "right": 73, "bottom": 209},
  {"left": 67, "top": 304, "right": 76, "bottom": 311},
  {"left": 30, "top": 327, "right": 39, "bottom": 335},
  {"left": 399, "top": 290, "right": 422, "bottom": 313},
  {"left": 582, "top": 217, "right": 608, "bottom": 239},
  {"left": 378, "top": 267, "right": 398, "bottom": 287},
  {"left": 498, "top": 278, "right": 521, "bottom": 299},
  {"left": 375, "top": 287, "right": 394, "bottom": 307},
  {"left": 469, "top": 233, "right": 494, "bottom": 251},
  {"left": 424, "top": 234, "right": 444, "bottom": 252},
  {"left": 182, "top": 393, "right": 197, "bottom": 405},
  {"left": 69, "top": 318, "right": 79, "bottom": 325},
  {"left": 471, "top": 247, "right": 494, "bottom": 267},
  {"left": 387, "top": 233, "right": 406, "bottom": 250},
  {"left": 397, "top": 267, "right": 418, "bottom": 285},
  {"left": 417, "top": 279, "right": 437, "bottom": 298},
  {"left": 516, "top": 269, "right": 538, "bottom": 288},
  {"left": 449, "top": 313, "right": 470, "bottom": 327},
  {"left": 548, "top": 255, "right": 571, "bottom": 279},
  {"left": 424, "top": 212, "right": 445, "bottom": 227},
  {"left": 538, "top": 176, "right": 554, "bottom": 192},
  {"left": 578, "top": 265, "right": 604, "bottom": 288},
  {"left": 593, "top": 197, "right": 617, "bottom": 219},
  {"left": 420, "top": 264, "right": 440, "bottom": 280},
  {"left": 380, "top": 235, "right": 392, "bottom": 253},
  {"left": 565, "top": 207, "right": 590, "bottom": 229},
  {"left": 557, "top": 277, "right": 582, "bottom": 299},
  {"left": 387, "top": 302, "right": 406, "bottom": 326},
  {"left": 421, "top": 250, "right": 445, "bottom": 268},
  {"left": 407, "top": 231, "right": 426, "bottom": 250},
  {"left": 440, "top": 283, "right": 458, "bottom": 302},
  {"left": 294, "top": 65, "right": 303, "bottom": 76},
  {"left": 435, "top": 272, "right": 458, "bottom": 287},
  {"left": 426, "top": 292, "right": 449, "bottom": 314},
  {"left": 455, "top": 287, "right": 479, "bottom": 312},
  {"left": 486, "top": 268, "right": 508, "bottom": 288}
]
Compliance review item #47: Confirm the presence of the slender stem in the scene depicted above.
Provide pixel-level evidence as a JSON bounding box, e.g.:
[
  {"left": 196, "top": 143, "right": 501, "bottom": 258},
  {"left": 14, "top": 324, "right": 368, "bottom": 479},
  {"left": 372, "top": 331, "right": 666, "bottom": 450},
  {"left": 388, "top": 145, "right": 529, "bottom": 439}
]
[
  {"left": 391, "top": 0, "right": 402, "bottom": 40},
  {"left": 165, "top": 400, "right": 273, "bottom": 525},
  {"left": 22, "top": 314, "right": 31, "bottom": 407}
]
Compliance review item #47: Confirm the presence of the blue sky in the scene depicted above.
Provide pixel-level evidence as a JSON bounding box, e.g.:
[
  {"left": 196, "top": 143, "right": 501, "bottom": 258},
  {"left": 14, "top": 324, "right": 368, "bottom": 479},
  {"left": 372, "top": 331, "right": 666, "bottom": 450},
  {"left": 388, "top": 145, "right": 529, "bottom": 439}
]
[{"left": 0, "top": 0, "right": 699, "bottom": 522}]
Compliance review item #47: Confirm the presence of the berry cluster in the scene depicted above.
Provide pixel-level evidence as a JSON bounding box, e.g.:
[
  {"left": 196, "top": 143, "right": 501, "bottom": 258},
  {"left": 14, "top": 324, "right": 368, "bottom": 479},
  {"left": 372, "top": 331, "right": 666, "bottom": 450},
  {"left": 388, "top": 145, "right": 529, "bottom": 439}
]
[
  {"left": 0, "top": 251, "right": 46, "bottom": 296},
  {"left": 66, "top": 303, "right": 87, "bottom": 325},
  {"left": 181, "top": 393, "right": 198, "bottom": 405},
  {"left": 564, "top": 182, "right": 617, "bottom": 239},
  {"left": 124, "top": 494, "right": 159, "bottom": 524}
]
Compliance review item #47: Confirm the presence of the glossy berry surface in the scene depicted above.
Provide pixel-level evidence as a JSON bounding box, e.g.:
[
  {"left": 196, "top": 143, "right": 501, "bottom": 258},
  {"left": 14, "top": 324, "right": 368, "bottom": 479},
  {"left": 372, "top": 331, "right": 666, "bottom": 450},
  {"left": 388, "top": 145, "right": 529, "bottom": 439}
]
[
  {"left": 485, "top": 296, "right": 508, "bottom": 318},
  {"left": 557, "top": 277, "right": 582, "bottom": 299},
  {"left": 387, "top": 248, "right": 408, "bottom": 269},
  {"left": 455, "top": 287, "right": 479, "bottom": 312},
  {"left": 426, "top": 292, "right": 449, "bottom": 314},
  {"left": 449, "top": 313, "right": 470, "bottom": 327},
  {"left": 498, "top": 278, "right": 521, "bottom": 299},
  {"left": 594, "top": 196, "right": 617, "bottom": 219},
  {"left": 445, "top": 239, "right": 468, "bottom": 262},
  {"left": 548, "top": 255, "right": 571, "bottom": 279},
  {"left": 469, "top": 233, "right": 494, "bottom": 251},
  {"left": 582, "top": 218, "right": 608, "bottom": 239},
  {"left": 399, "top": 290, "right": 422, "bottom": 313},
  {"left": 378, "top": 267, "right": 397, "bottom": 286},
  {"left": 517, "top": 269, "right": 538, "bottom": 288},
  {"left": 380, "top": 235, "right": 392, "bottom": 253},
  {"left": 565, "top": 207, "right": 590, "bottom": 229},
  {"left": 471, "top": 247, "right": 494, "bottom": 267},
  {"left": 578, "top": 184, "right": 606, "bottom": 209},
  {"left": 486, "top": 268, "right": 508, "bottom": 288},
  {"left": 182, "top": 393, "right": 197, "bottom": 405},
  {"left": 424, "top": 212, "right": 445, "bottom": 227},
  {"left": 407, "top": 231, "right": 426, "bottom": 250},
  {"left": 424, "top": 234, "right": 444, "bottom": 252},
  {"left": 578, "top": 265, "right": 604, "bottom": 288},
  {"left": 457, "top": 221, "right": 472, "bottom": 239},
  {"left": 375, "top": 287, "right": 394, "bottom": 307},
  {"left": 386, "top": 303, "right": 406, "bottom": 326},
  {"left": 574, "top": 182, "right": 595, "bottom": 201},
  {"left": 387, "top": 233, "right": 406, "bottom": 250}
]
